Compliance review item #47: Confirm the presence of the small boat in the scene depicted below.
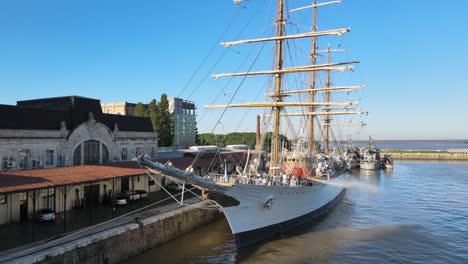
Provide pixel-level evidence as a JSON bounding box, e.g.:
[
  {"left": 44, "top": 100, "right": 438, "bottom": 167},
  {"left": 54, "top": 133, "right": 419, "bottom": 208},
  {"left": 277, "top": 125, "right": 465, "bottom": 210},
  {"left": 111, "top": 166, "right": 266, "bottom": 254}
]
[
  {"left": 360, "top": 137, "right": 380, "bottom": 170},
  {"left": 382, "top": 154, "right": 394, "bottom": 169},
  {"left": 344, "top": 143, "right": 361, "bottom": 169}
]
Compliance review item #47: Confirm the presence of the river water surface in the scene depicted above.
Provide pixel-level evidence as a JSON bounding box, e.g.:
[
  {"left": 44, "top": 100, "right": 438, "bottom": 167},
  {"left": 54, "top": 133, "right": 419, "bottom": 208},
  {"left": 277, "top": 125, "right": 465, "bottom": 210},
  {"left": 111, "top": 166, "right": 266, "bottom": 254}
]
[{"left": 123, "top": 161, "right": 468, "bottom": 264}]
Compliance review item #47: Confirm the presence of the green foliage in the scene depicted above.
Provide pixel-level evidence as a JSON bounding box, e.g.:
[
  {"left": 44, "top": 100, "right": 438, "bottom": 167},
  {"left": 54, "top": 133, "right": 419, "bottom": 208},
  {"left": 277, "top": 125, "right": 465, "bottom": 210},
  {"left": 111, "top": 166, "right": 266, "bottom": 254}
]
[
  {"left": 133, "top": 102, "right": 148, "bottom": 117},
  {"left": 147, "top": 99, "right": 158, "bottom": 130},
  {"left": 195, "top": 126, "right": 201, "bottom": 145},
  {"left": 198, "top": 133, "right": 225, "bottom": 146},
  {"left": 262, "top": 132, "right": 290, "bottom": 152},
  {"left": 198, "top": 132, "right": 290, "bottom": 152},
  {"left": 135, "top": 95, "right": 174, "bottom": 147},
  {"left": 154, "top": 94, "right": 174, "bottom": 147}
]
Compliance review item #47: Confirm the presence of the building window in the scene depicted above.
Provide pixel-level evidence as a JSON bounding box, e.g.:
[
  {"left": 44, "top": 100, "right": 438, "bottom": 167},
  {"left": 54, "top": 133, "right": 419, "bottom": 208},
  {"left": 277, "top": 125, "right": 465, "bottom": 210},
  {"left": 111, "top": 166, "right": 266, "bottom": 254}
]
[
  {"left": 84, "top": 140, "right": 100, "bottom": 165},
  {"left": 18, "top": 150, "right": 30, "bottom": 169},
  {"left": 74, "top": 140, "right": 109, "bottom": 165},
  {"left": 151, "top": 147, "right": 155, "bottom": 158},
  {"left": 0, "top": 195, "right": 6, "bottom": 205},
  {"left": 74, "top": 145, "right": 81, "bottom": 165},
  {"left": 136, "top": 146, "right": 142, "bottom": 156},
  {"left": 121, "top": 147, "right": 128, "bottom": 161},
  {"left": 102, "top": 144, "right": 109, "bottom": 163},
  {"left": 45, "top": 150, "right": 55, "bottom": 166}
]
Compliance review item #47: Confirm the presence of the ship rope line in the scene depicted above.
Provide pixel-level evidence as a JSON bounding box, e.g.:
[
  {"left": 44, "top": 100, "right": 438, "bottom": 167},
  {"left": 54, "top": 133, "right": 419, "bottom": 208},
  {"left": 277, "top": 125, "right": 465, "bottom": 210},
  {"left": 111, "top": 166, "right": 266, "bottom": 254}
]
[
  {"left": 177, "top": 6, "right": 241, "bottom": 98},
  {"left": 185, "top": 0, "right": 274, "bottom": 109},
  {"left": 230, "top": 75, "right": 271, "bottom": 138},
  {"left": 185, "top": 7, "right": 267, "bottom": 101},
  {"left": 142, "top": 168, "right": 222, "bottom": 211},
  {"left": 284, "top": 25, "right": 313, "bottom": 143},
  {"left": 195, "top": 27, "right": 275, "bottom": 126},
  {"left": 189, "top": 41, "right": 268, "bottom": 171},
  {"left": 178, "top": 1, "right": 262, "bottom": 99}
]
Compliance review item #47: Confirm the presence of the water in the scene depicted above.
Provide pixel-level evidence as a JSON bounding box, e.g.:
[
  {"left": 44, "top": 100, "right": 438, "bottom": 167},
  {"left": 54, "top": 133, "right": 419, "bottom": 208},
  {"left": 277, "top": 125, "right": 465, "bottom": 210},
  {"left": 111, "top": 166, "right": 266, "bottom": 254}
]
[{"left": 122, "top": 161, "right": 468, "bottom": 264}]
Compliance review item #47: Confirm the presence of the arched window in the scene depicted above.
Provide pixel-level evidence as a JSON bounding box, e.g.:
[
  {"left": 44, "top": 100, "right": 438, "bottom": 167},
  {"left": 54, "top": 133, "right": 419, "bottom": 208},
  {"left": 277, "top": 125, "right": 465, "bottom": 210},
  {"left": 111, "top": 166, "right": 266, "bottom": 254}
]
[
  {"left": 102, "top": 144, "right": 109, "bottom": 163},
  {"left": 73, "top": 145, "right": 81, "bottom": 165},
  {"left": 84, "top": 140, "right": 100, "bottom": 165},
  {"left": 73, "top": 140, "right": 110, "bottom": 165}
]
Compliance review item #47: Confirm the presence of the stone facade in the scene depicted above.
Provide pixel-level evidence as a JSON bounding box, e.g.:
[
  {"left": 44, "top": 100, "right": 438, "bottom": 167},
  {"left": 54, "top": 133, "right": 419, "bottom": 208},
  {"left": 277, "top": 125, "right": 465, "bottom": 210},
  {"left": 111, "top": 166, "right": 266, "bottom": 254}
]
[{"left": 0, "top": 96, "right": 158, "bottom": 171}]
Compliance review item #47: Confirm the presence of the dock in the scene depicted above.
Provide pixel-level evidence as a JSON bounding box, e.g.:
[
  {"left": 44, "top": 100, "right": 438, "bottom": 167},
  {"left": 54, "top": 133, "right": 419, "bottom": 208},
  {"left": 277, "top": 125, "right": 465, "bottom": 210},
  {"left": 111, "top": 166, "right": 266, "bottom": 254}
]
[
  {"left": 381, "top": 151, "right": 468, "bottom": 161},
  {"left": 0, "top": 198, "right": 220, "bottom": 264}
]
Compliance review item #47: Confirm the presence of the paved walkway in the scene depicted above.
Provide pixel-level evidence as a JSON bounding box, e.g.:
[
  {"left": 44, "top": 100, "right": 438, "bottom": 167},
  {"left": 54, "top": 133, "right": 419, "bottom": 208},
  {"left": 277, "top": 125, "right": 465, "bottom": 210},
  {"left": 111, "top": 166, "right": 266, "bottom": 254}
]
[{"left": 0, "top": 195, "right": 206, "bottom": 263}]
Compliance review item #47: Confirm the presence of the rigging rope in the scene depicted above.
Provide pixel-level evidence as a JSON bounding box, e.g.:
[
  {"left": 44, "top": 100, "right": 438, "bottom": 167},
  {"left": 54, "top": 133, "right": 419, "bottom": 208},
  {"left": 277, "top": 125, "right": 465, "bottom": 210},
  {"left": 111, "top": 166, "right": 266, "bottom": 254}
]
[{"left": 177, "top": 6, "right": 243, "bottom": 98}]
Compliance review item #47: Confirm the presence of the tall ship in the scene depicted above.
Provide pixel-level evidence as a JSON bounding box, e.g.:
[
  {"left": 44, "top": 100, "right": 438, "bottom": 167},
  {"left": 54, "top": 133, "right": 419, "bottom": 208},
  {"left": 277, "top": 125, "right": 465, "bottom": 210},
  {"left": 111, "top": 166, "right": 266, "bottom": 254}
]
[{"left": 141, "top": 0, "right": 366, "bottom": 248}]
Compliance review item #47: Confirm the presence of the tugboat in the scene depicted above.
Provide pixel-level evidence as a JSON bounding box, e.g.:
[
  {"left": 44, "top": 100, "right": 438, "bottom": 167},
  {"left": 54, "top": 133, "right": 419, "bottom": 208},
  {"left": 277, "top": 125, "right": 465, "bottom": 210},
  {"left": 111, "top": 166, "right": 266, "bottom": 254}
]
[
  {"left": 360, "top": 137, "right": 380, "bottom": 170},
  {"left": 344, "top": 143, "right": 361, "bottom": 169}
]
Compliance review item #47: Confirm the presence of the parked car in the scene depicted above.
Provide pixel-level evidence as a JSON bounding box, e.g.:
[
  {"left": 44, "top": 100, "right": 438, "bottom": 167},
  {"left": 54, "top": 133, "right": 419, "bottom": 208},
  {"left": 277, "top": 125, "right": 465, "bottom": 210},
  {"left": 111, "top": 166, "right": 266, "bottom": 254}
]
[
  {"left": 35, "top": 208, "right": 55, "bottom": 222},
  {"left": 115, "top": 194, "right": 127, "bottom": 205},
  {"left": 126, "top": 191, "right": 141, "bottom": 201},
  {"left": 166, "top": 182, "right": 183, "bottom": 191},
  {"left": 135, "top": 190, "right": 148, "bottom": 199}
]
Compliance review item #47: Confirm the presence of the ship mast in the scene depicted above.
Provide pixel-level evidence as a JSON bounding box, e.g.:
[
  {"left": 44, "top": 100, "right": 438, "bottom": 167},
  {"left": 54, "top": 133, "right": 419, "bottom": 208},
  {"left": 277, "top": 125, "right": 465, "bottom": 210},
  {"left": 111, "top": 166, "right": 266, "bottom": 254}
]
[
  {"left": 325, "top": 43, "right": 331, "bottom": 154},
  {"left": 308, "top": 0, "right": 318, "bottom": 154},
  {"left": 319, "top": 44, "right": 346, "bottom": 154},
  {"left": 206, "top": 0, "right": 362, "bottom": 175},
  {"left": 271, "top": 0, "right": 285, "bottom": 176}
]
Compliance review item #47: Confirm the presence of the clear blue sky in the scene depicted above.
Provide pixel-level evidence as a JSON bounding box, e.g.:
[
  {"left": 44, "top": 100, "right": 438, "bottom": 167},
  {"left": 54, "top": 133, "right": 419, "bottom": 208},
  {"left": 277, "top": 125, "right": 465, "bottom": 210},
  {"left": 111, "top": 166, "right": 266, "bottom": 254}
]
[{"left": 0, "top": 0, "right": 467, "bottom": 140}]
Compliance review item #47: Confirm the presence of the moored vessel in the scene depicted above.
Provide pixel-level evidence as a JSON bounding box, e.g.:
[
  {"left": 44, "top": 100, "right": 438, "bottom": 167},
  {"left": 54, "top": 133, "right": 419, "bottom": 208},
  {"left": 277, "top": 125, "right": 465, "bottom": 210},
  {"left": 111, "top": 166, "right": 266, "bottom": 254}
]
[
  {"left": 360, "top": 137, "right": 381, "bottom": 170},
  {"left": 344, "top": 143, "right": 361, "bottom": 169},
  {"left": 382, "top": 154, "right": 394, "bottom": 169}
]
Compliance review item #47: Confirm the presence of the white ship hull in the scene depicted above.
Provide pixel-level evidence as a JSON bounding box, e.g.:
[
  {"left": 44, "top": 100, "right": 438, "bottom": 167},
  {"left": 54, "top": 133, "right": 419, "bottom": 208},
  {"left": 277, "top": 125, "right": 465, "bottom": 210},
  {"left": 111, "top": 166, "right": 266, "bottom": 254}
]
[
  {"left": 141, "top": 160, "right": 345, "bottom": 248},
  {"left": 222, "top": 175, "right": 345, "bottom": 247},
  {"left": 360, "top": 161, "right": 379, "bottom": 170}
]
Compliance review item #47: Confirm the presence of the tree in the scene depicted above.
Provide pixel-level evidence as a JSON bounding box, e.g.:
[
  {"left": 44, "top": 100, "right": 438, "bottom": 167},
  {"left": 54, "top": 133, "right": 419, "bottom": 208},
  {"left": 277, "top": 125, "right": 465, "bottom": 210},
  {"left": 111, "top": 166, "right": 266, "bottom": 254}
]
[
  {"left": 133, "top": 102, "right": 148, "bottom": 117},
  {"left": 147, "top": 99, "right": 158, "bottom": 130},
  {"left": 195, "top": 126, "right": 201, "bottom": 145},
  {"left": 154, "top": 94, "right": 174, "bottom": 147}
]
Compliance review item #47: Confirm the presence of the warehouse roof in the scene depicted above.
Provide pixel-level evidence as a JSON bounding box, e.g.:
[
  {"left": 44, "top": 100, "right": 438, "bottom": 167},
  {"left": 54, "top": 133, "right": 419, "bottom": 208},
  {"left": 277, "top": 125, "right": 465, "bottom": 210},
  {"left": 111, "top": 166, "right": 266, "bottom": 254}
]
[{"left": 0, "top": 151, "right": 248, "bottom": 194}]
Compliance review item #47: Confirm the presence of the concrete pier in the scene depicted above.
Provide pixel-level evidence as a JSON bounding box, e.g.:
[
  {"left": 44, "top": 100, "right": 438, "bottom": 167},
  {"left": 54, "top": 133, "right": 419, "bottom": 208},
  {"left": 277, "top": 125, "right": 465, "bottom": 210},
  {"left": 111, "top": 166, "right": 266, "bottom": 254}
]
[
  {"left": 0, "top": 198, "right": 221, "bottom": 264},
  {"left": 382, "top": 152, "right": 468, "bottom": 161}
]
